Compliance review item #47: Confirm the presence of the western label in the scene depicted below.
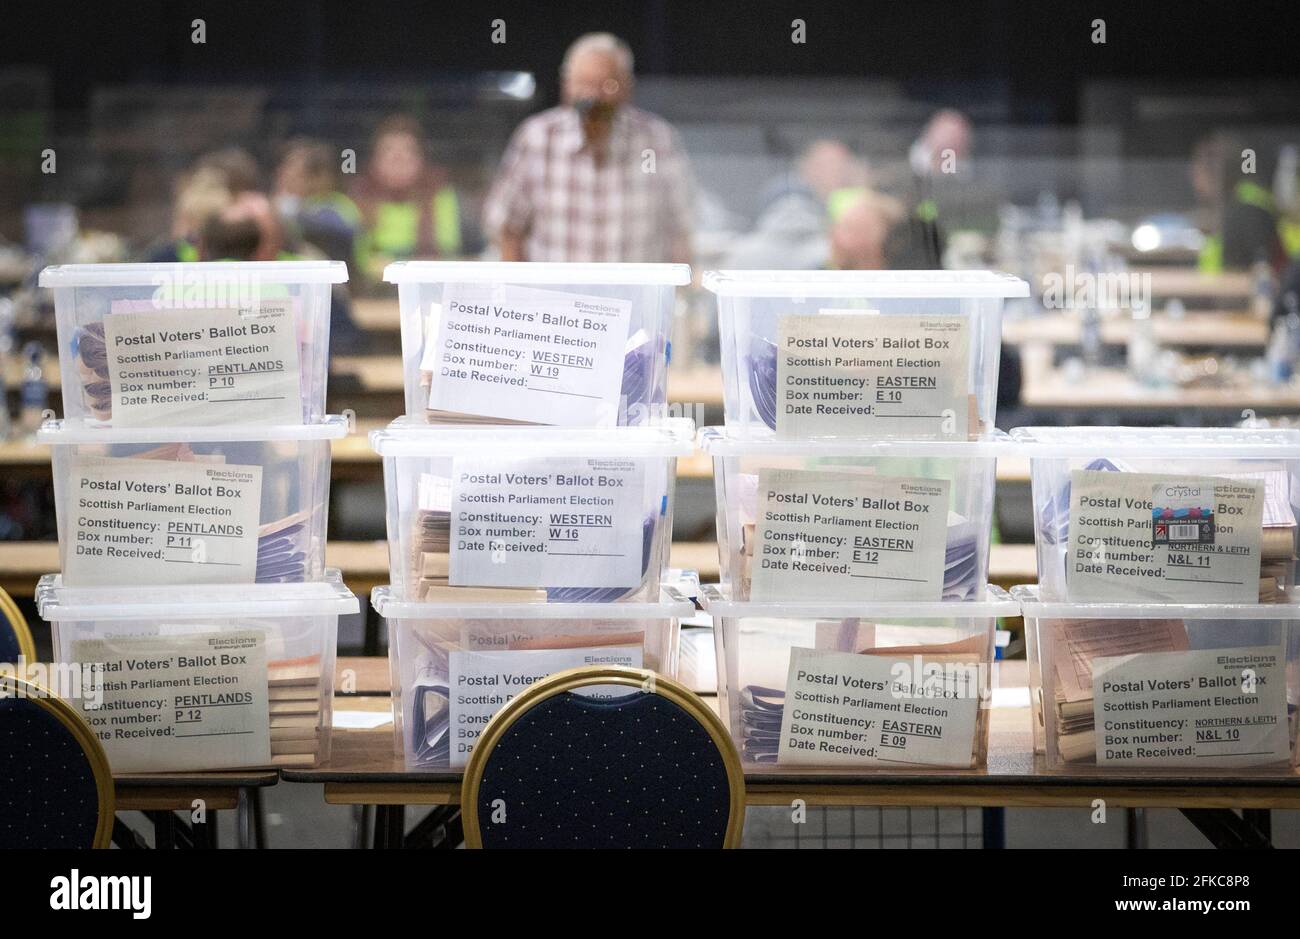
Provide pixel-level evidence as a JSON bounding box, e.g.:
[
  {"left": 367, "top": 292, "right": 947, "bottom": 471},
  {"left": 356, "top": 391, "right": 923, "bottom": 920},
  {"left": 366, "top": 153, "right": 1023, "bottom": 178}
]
[
  {"left": 425, "top": 284, "right": 632, "bottom": 426},
  {"left": 449, "top": 457, "right": 646, "bottom": 589},
  {"left": 447, "top": 645, "right": 642, "bottom": 766}
]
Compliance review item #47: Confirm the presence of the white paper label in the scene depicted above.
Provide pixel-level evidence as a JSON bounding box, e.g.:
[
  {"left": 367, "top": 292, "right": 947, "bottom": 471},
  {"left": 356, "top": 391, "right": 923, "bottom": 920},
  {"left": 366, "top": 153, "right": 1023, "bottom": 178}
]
[
  {"left": 72, "top": 631, "right": 269, "bottom": 772},
  {"left": 447, "top": 645, "right": 643, "bottom": 766},
  {"left": 449, "top": 457, "right": 646, "bottom": 588},
  {"left": 1093, "top": 645, "right": 1289, "bottom": 767},
  {"left": 776, "top": 313, "right": 970, "bottom": 438},
  {"left": 777, "top": 648, "right": 981, "bottom": 767},
  {"left": 426, "top": 284, "right": 632, "bottom": 426},
  {"left": 750, "top": 469, "right": 950, "bottom": 602},
  {"left": 1066, "top": 471, "right": 1264, "bottom": 602},
  {"left": 65, "top": 456, "right": 262, "bottom": 586},
  {"left": 104, "top": 302, "right": 301, "bottom": 426}
]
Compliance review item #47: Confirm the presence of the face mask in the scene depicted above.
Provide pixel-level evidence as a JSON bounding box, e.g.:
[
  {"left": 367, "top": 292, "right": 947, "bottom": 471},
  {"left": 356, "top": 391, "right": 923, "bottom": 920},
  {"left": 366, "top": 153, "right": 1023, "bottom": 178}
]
[{"left": 574, "top": 98, "right": 617, "bottom": 122}]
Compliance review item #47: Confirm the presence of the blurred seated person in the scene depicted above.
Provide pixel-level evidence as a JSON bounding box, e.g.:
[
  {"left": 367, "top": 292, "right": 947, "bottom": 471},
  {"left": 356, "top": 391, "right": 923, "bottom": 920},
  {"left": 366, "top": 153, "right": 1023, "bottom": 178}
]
[
  {"left": 828, "top": 192, "right": 904, "bottom": 271},
  {"left": 350, "top": 116, "right": 469, "bottom": 272},
  {"left": 1193, "top": 133, "right": 1283, "bottom": 273},
  {"left": 146, "top": 148, "right": 261, "bottom": 263},
  {"left": 274, "top": 138, "right": 363, "bottom": 269},
  {"left": 724, "top": 139, "right": 867, "bottom": 270},
  {"left": 199, "top": 196, "right": 361, "bottom": 351},
  {"left": 483, "top": 32, "right": 693, "bottom": 263},
  {"left": 145, "top": 167, "right": 232, "bottom": 263},
  {"left": 893, "top": 108, "right": 972, "bottom": 269}
]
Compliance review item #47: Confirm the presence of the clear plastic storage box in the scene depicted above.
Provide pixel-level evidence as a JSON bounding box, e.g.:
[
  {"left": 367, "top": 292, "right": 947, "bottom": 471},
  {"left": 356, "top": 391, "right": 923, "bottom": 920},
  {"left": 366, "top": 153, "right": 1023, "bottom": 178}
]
[
  {"left": 1013, "top": 427, "right": 1300, "bottom": 603},
  {"left": 384, "top": 261, "right": 689, "bottom": 427},
  {"left": 702, "top": 427, "right": 1004, "bottom": 602},
  {"left": 702, "top": 585, "right": 1017, "bottom": 772},
  {"left": 36, "top": 570, "right": 358, "bottom": 772},
  {"left": 40, "top": 415, "right": 348, "bottom": 587},
  {"left": 371, "top": 418, "right": 693, "bottom": 602},
  {"left": 705, "top": 270, "right": 1028, "bottom": 439},
  {"left": 374, "top": 584, "right": 694, "bottom": 771},
  {"left": 39, "top": 261, "right": 348, "bottom": 427},
  {"left": 1016, "top": 585, "right": 1300, "bottom": 773}
]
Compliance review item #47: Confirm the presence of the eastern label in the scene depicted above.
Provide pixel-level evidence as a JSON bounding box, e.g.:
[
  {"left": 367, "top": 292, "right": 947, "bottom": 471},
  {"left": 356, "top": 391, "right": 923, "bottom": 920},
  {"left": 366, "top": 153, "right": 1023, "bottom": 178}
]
[
  {"left": 65, "top": 456, "right": 262, "bottom": 586},
  {"left": 104, "top": 302, "right": 301, "bottom": 426},
  {"left": 449, "top": 457, "right": 645, "bottom": 589},
  {"left": 447, "top": 645, "right": 643, "bottom": 766},
  {"left": 776, "top": 313, "right": 970, "bottom": 438},
  {"left": 1092, "top": 645, "right": 1289, "bottom": 767},
  {"left": 777, "top": 648, "right": 982, "bottom": 766},
  {"left": 72, "top": 631, "right": 269, "bottom": 772},
  {"left": 1066, "top": 471, "right": 1264, "bottom": 602},
  {"left": 750, "top": 468, "right": 949, "bottom": 602},
  {"left": 425, "top": 284, "right": 632, "bottom": 426}
]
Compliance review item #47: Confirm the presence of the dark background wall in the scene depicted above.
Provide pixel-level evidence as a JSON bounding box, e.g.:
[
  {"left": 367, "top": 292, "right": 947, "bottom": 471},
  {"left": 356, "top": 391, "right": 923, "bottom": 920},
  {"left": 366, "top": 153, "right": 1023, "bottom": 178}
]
[{"left": 4, "top": 0, "right": 1298, "bottom": 121}]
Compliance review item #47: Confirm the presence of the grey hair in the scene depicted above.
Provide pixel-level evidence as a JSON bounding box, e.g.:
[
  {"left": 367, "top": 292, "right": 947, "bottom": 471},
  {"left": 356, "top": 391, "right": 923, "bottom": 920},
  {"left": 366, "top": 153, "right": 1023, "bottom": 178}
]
[{"left": 561, "top": 32, "right": 634, "bottom": 79}]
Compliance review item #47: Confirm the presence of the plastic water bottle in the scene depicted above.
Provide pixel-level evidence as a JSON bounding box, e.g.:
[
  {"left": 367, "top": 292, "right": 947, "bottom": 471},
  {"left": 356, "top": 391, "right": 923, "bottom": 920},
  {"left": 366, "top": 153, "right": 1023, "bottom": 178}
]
[
  {"left": 19, "top": 341, "right": 47, "bottom": 434},
  {"left": 0, "top": 300, "right": 14, "bottom": 441},
  {"left": 1252, "top": 256, "right": 1276, "bottom": 320},
  {"left": 1267, "top": 315, "right": 1298, "bottom": 385}
]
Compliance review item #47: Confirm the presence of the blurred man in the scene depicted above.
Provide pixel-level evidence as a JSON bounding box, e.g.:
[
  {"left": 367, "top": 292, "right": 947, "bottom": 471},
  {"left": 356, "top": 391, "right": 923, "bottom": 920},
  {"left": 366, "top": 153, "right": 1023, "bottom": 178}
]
[
  {"left": 199, "top": 188, "right": 360, "bottom": 350},
  {"left": 146, "top": 167, "right": 231, "bottom": 262},
  {"left": 896, "top": 108, "right": 972, "bottom": 268},
  {"left": 828, "top": 192, "right": 903, "bottom": 270},
  {"left": 145, "top": 148, "right": 260, "bottom": 263},
  {"left": 274, "top": 138, "right": 363, "bottom": 267},
  {"left": 350, "top": 116, "right": 466, "bottom": 270},
  {"left": 484, "top": 32, "right": 693, "bottom": 263},
  {"left": 1193, "top": 133, "right": 1283, "bottom": 272},
  {"left": 725, "top": 139, "right": 867, "bottom": 269}
]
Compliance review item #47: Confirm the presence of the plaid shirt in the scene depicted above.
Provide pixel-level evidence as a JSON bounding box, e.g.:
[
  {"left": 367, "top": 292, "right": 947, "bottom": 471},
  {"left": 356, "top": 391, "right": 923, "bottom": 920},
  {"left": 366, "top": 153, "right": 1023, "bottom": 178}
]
[{"left": 484, "top": 106, "right": 693, "bottom": 263}]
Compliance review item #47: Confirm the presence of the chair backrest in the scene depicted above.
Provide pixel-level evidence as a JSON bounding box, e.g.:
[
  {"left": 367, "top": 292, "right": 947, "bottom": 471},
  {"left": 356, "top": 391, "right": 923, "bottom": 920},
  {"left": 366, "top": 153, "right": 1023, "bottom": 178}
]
[
  {"left": 0, "top": 587, "right": 35, "bottom": 664},
  {"left": 0, "top": 676, "right": 115, "bottom": 848},
  {"left": 462, "top": 666, "right": 744, "bottom": 848}
]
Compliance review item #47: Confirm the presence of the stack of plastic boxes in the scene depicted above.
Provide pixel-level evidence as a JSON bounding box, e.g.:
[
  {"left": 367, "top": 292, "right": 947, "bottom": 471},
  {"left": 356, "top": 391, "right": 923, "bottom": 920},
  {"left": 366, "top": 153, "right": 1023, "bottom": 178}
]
[
  {"left": 1015, "top": 427, "right": 1300, "bottom": 773},
  {"left": 34, "top": 261, "right": 358, "bottom": 772},
  {"left": 373, "top": 262, "right": 695, "bottom": 771},
  {"left": 701, "top": 270, "right": 1027, "bottom": 771}
]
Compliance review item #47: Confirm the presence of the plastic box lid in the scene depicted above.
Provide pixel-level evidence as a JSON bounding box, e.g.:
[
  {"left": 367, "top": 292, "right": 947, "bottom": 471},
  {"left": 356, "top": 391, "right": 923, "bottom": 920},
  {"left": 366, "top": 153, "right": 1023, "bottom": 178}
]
[
  {"left": 39, "top": 260, "right": 348, "bottom": 287},
  {"left": 370, "top": 416, "right": 695, "bottom": 458},
  {"left": 371, "top": 583, "right": 695, "bottom": 620},
  {"left": 37, "top": 568, "right": 359, "bottom": 620},
  {"left": 1010, "top": 426, "right": 1300, "bottom": 459},
  {"left": 699, "top": 425, "right": 1012, "bottom": 458},
  {"left": 1012, "top": 584, "right": 1300, "bottom": 620},
  {"left": 702, "top": 269, "right": 1030, "bottom": 299},
  {"left": 384, "top": 261, "right": 691, "bottom": 286},
  {"left": 700, "top": 583, "right": 1019, "bottom": 619},
  {"left": 37, "top": 413, "right": 351, "bottom": 445}
]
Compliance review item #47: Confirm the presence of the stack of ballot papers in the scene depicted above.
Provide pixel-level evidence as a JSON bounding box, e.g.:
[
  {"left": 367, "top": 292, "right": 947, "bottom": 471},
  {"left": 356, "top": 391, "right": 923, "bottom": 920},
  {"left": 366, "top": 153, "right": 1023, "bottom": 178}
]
[
  {"left": 408, "top": 473, "right": 545, "bottom": 602},
  {"left": 1048, "top": 618, "right": 1190, "bottom": 763},
  {"left": 268, "top": 655, "right": 325, "bottom": 767}
]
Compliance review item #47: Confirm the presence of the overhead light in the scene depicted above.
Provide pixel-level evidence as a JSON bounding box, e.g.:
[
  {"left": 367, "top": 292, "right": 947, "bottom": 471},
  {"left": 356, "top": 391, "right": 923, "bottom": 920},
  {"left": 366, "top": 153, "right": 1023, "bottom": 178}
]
[
  {"left": 497, "top": 73, "right": 536, "bottom": 100},
  {"left": 1131, "top": 223, "right": 1161, "bottom": 253}
]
